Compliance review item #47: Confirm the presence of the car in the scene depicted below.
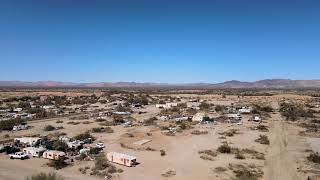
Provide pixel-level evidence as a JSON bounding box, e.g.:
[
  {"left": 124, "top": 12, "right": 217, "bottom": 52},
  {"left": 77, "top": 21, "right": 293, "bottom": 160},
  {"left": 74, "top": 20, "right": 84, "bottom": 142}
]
[
  {"left": 9, "top": 152, "right": 29, "bottom": 160},
  {"left": 96, "top": 143, "right": 105, "bottom": 149}
]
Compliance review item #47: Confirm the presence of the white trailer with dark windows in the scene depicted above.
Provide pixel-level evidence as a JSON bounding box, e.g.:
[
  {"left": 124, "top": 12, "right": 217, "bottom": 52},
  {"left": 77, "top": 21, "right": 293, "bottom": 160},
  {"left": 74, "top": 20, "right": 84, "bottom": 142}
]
[
  {"left": 107, "top": 152, "right": 137, "bottom": 167},
  {"left": 23, "top": 147, "right": 46, "bottom": 158}
]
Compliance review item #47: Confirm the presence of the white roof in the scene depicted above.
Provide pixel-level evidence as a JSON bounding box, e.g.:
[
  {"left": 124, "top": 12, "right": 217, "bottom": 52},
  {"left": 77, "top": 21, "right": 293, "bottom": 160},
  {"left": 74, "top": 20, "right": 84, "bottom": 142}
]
[
  {"left": 108, "top": 152, "right": 136, "bottom": 160},
  {"left": 45, "top": 150, "right": 66, "bottom": 155}
]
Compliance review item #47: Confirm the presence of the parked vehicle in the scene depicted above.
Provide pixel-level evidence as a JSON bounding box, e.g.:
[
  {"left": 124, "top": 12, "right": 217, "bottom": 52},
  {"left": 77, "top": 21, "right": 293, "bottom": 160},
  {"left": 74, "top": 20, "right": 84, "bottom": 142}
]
[
  {"left": 107, "top": 152, "right": 137, "bottom": 167},
  {"left": 9, "top": 152, "right": 29, "bottom": 160},
  {"left": 43, "top": 150, "right": 66, "bottom": 160},
  {"left": 95, "top": 143, "right": 105, "bottom": 149},
  {"left": 23, "top": 147, "right": 46, "bottom": 158},
  {"left": 13, "top": 125, "right": 28, "bottom": 131}
]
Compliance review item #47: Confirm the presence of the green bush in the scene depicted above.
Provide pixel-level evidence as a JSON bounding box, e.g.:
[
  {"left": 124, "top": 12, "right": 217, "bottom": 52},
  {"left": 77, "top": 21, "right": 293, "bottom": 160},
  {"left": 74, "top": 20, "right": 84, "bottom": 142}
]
[
  {"left": 74, "top": 131, "right": 95, "bottom": 141},
  {"left": 44, "top": 125, "right": 56, "bottom": 131},
  {"left": 217, "top": 144, "right": 231, "bottom": 154},
  {"left": 47, "top": 157, "right": 68, "bottom": 170},
  {"left": 255, "top": 135, "right": 270, "bottom": 145},
  {"left": 0, "top": 119, "right": 25, "bottom": 130},
  {"left": 307, "top": 152, "right": 320, "bottom": 164},
  {"left": 160, "top": 150, "right": 166, "bottom": 156}
]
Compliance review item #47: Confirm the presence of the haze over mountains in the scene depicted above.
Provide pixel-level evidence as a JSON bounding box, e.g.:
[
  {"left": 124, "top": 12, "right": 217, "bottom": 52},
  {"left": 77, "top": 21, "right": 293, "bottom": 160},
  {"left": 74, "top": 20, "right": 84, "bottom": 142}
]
[{"left": 1, "top": 79, "right": 320, "bottom": 88}]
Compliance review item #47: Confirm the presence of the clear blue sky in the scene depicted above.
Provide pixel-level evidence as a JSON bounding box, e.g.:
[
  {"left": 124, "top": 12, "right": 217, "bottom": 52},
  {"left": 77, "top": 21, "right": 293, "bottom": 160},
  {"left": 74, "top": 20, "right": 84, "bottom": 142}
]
[{"left": 1, "top": 0, "right": 320, "bottom": 83}]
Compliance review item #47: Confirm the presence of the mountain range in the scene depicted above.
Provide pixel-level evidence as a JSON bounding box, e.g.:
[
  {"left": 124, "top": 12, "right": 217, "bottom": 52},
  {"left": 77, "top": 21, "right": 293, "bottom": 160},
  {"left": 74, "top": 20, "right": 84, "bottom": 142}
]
[{"left": 1, "top": 79, "right": 320, "bottom": 89}]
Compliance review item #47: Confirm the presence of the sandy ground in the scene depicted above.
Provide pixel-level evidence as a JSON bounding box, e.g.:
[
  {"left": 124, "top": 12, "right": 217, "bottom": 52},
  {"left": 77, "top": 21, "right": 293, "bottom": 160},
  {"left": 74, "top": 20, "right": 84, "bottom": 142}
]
[{"left": 0, "top": 93, "right": 319, "bottom": 180}]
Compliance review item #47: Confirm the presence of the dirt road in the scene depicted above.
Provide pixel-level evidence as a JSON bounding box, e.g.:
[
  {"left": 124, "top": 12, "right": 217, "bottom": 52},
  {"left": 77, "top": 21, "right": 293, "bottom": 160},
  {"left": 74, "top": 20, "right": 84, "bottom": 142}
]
[{"left": 264, "top": 102, "right": 302, "bottom": 180}]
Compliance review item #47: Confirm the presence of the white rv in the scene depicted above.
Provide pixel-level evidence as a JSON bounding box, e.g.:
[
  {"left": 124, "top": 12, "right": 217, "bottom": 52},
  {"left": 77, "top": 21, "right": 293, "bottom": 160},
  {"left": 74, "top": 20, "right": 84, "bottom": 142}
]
[
  {"left": 23, "top": 147, "right": 46, "bottom": 158},
  {"left": 43, "top": 150, "right": 66, "bottom": 160}
]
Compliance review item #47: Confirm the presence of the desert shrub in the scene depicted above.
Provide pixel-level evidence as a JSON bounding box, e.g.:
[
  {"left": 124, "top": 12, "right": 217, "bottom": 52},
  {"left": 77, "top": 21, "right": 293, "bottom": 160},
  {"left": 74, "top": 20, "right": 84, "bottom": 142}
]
[
  {"left": 199, "top": 102, "right": 211, "bottom": 111},
  {"left": 89, "top": 147, "right": 101, "bottom": 155},
  {"left": 44, "top": 125, "right": 56, "bottom": 131},
  {"left": 280, "top": 102, "right": 314, "bottom": 121},
  {"left": 160, "top": 150, "right": 166, "bottom": 156},
  {"left": 94, "top": 154, "right": 111, "bottom": 170},
  {"left": 4, "top": 134, "right": 10, "bottom": 138},
  {"left": 95, "top": 118, "right": 106, "bottom": 122},
  {"left": 26, "top": 172, "right": 64, "bottom": 180},
  {"left": 67, "top": 121, "right": 80, "bottom": 125},
  {"left": 256, "top": 125, "right": 269, "bottom": 132},
  {"left": 199, "top": 149, "right": 217, "bottom": 161},
  {"left": 217, "top": 144, "right": 231, "bottom": 154},
  {"left": 47, "top": 157, "right": 68, "bottom": 170},
  {"left": 82, "top": 121, "right": 92, "bottom": 124},
  {"left": 235, "top": 152, "right": 246, "bottom": 159},
  {"left": 240, "top": 148, "right": 265, "bottom": 160},
  {"left": 0, "top": 119, "right": 25, "bottom": 130},
  {"left": 229, "top": 164, "right": 263, "bottom": 180},
  {"left": 144, "top": 117, "right": 157, "bottom": 126},
  {"left": 162, "top": 170, "right": 176, "bottom": 177},
  {"left": 146, "top": 147, "right": 156, "bottom": 151},
  {"left": 105, "top": 127, "right": 114, "bottom": 133},
  {"left": 219, "top": 129, "right": 239, "bottom": 137},
  {"left": 307, "top": 152, "right": 320, "bottom": 164},
  {"left": 199, "top": 150, "right": 217, "bottom": 157},
  {"left": 215, "top": 105, "right": 226, "bottom": 112},
  {"left": 214, "top": 167, "right": 227, "bottom": 173},
  {"left": 92, "top": 127, "right": 105, "bottom": 133},
  {"left": 255, "top": 135, "right": 270, "bottom": 145},
  {"left": 191, "top": 130, "right": 208, "bottom": 135},
  {"left": 74, "top": 131, "right": 95, "bottom": 141},
  {"left": 52, "top": 140, "right": 68, "bottom": 152},
  {"left": 79, "top": 167, "right": 87, "bottom": 174},
  {"left": 200, "top": 155, "right": 214, "bottom": 161},
  {"left": 76, "top": 153, "right": 87, "bottom": 161},
  {"left": 56, "top": 120, "right": 63, "bottom": 124}
]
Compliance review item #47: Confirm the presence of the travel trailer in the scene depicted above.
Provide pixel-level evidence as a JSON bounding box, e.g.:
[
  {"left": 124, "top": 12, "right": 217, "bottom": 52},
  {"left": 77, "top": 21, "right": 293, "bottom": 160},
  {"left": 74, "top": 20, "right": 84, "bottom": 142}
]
[
  {"left": 23, "top": 147, "right": 46, "bottom": 158},
  {"left": 43, "top": 150, "right": 66, "bottom": 160},
  {"left": 107, "top": 152, "right": 137, "bottom": 167}
]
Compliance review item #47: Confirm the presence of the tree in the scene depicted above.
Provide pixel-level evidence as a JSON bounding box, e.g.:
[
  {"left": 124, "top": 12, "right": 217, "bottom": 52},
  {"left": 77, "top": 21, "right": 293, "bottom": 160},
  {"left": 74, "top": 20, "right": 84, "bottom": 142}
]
[{"left": 52, "top": 141, "right": 68, "bottom": 152}]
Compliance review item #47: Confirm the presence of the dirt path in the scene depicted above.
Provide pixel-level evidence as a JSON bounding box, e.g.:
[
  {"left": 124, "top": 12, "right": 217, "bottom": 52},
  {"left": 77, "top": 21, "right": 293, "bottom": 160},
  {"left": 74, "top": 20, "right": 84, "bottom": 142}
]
[{"left": 264, "top": 102, "right": 301, "bottom": 180}]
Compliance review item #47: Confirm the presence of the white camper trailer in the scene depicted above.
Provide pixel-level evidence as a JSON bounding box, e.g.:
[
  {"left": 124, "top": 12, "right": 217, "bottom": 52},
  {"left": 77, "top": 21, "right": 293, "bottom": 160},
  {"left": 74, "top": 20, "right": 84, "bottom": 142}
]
[
  {"left": 43, "top": 150, "right": 66, "bottom": 160},
  {"left": 23, "top": 147, "right": 46, "bottom": 158}
]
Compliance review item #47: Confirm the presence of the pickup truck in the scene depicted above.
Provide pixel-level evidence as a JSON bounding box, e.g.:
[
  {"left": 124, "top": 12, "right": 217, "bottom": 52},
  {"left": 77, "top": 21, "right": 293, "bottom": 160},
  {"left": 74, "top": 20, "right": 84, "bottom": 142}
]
[{"left": 9, "top": 152, "right": 29, "bottom": 160}]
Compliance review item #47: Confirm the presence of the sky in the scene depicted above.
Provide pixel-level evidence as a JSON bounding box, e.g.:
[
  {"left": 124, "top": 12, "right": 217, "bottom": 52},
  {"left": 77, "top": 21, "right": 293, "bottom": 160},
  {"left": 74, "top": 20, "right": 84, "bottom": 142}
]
[{"left": 0, "top": 0, "right": 320, "bottom": 83}]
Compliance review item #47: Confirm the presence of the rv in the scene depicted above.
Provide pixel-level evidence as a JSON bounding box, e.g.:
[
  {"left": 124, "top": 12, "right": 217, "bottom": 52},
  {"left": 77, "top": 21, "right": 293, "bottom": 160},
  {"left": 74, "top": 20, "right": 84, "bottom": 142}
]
[
  {"left": 13, "top": 124, "right": 29, "bottom": 131},
  {"left": 23, "top": 147, "right": 46, "bottom": 158},
  {"left": 43, "top": 150, "right": 66, "bottom": 160},
  {"left": 107, "top": 152, "right": 137, "bottom": 167}
]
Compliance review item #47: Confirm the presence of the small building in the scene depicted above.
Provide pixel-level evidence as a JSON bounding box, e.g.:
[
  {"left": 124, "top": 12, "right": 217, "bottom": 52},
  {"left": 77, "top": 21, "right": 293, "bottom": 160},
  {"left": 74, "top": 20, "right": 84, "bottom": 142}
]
[
  {"left": 238, "top": 107, "right": 252, "bottom": 114},
  {"left": 43, "top": 150, "right": 66, "bottom": 160},
  {"left": 192, "top": 113, "right": 205, "bottom": 122},
  {"left": 227, "top": 114, "right": 242, "bottom": 121},
  {"left": 107, "top": 152, "right": 137, "bottom": 167},
  {"left": 23, "top": 147, "right": 46, "bottom": 158},
  {"left": 156, "top": 103, "right": 178, "bottom": 109},
  {"left": 13, "top": 124, "right": 29, "bottom": 131}
]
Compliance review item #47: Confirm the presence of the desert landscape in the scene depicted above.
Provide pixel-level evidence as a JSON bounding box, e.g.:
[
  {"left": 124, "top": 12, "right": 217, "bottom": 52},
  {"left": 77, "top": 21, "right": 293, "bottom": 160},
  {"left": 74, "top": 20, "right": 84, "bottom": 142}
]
[{"left": 1, "top": 88, "right": 320, "bottom": 180}]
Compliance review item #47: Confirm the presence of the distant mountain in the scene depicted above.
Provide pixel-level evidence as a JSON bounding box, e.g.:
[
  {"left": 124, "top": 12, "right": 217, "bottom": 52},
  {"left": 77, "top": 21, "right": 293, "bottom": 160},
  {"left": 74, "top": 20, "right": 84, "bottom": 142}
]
[{"left": 1, "top": 79, "right": 320, "bottom": 88}]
